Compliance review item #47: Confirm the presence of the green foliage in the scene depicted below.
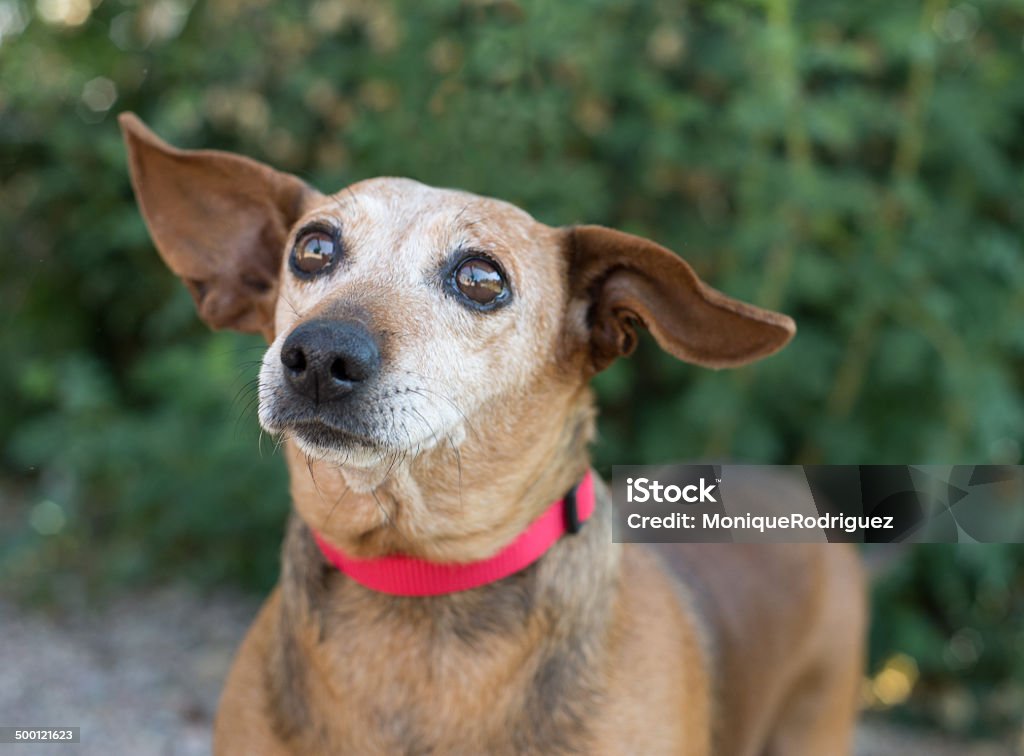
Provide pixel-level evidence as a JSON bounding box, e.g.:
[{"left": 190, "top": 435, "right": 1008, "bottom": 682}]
[
  {"left": 869, "top": 544, "right": 1024, "bottom": 736},
  {"left": 1, "top": 0, "right": 1022, "bottom": 737}
]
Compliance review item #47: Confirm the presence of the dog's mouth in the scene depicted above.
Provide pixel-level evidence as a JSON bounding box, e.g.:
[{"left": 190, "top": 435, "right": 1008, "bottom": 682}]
[
  {"left": 268, "top": 415, "right": 400, "bottom": 468},
  {"left": 289, "top": 420, "right": 382, "bottom": 451},
  {"left": 261, "top": 396, "right": 465, "bottom": 466},
  {"left": 264, "top": 409, "right": 389, "bottom": 457}
]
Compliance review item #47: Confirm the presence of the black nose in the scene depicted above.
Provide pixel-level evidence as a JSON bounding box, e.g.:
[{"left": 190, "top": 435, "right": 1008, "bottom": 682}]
[{"left": 280, "top": 319, "right": 380, "bottom": 404}]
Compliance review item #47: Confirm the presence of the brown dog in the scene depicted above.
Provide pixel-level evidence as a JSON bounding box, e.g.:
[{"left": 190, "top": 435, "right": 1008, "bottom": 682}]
[{"left": 120, "top": 113, "right": 865, "bottom": 755}]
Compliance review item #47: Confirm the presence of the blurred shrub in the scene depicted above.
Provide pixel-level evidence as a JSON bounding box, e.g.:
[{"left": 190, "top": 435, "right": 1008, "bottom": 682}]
[
  {"left": 868, "top": 545, "right": 1024, "bottom": 737},
  {"left": 1, "top": 0, "right": 1022, "bottom": 737}
]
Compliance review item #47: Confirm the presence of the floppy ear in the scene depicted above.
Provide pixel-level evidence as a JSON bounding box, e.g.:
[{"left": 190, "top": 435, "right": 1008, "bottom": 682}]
[
  {"left": 119, "top": 113, "right": 319, "bottom": 340},
  {"left": 567, "top": 225, "right": 795, "bottom": 372}
]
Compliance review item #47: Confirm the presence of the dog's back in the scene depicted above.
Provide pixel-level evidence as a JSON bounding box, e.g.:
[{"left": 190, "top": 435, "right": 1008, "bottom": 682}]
[{"left": 652, "top": 540, "right": 865, "bottom": 755}]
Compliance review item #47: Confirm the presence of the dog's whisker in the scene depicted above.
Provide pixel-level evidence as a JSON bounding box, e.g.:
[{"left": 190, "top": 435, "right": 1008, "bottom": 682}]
[
  {"left": 407, "top": 405, "right": 442, "bottom": 455},
  {"left": 367, "top": 485, "right": 416, "bottom": 554},
  {"left": 320, "top": 481, "right": 352, "bottom": 532},
  {"left": 448, "top": 436, "right": 464, "bottom": 515},
  {"left": 306, "top": 455, "right": 328, "bottom": 506},
  {"left": 278, "top": 290, "right": 303, "bottom": 320},
  {"left": 234, "top": 393, "right": 262, "bottom": 436},
  {"left": 229, "top": 374, "right": 261, "bottom": 405},
  {"left": 399, "top": 374, "right": 474, "bottom": 427}
]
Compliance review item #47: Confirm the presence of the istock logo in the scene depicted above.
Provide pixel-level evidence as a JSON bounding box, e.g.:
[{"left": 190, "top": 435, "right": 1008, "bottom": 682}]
[{"left": 626, "top": 477, "right": 718, "bottom": 504}]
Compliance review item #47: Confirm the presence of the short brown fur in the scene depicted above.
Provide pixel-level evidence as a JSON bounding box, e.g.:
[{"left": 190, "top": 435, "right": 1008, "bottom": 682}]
[{"left": 120, "top": 113, "right": 866, "bottom": 755}]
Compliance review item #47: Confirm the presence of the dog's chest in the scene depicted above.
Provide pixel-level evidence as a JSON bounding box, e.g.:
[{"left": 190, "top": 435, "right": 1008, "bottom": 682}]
[{"left": 271, "top": 589, "right": 602, "bottom": 754}]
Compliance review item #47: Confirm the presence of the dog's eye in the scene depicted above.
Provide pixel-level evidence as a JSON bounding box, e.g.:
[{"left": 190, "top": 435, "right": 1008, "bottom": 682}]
[
  {"left": 291, "top": 230, "right": 338, "bottom": 277},
  {"left": 454, "top": 257, "right": 507, "bottom": 307}
]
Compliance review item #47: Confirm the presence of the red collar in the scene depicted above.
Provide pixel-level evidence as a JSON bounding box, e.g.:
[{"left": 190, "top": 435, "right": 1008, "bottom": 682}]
[{"left": 312, "top": 470, "right": 596, "bottom": 597}]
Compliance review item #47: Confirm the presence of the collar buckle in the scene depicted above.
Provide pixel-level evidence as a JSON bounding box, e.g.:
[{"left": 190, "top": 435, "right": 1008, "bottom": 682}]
[{"left": 563, "top": 484, "right": 583, "bottom": 535}]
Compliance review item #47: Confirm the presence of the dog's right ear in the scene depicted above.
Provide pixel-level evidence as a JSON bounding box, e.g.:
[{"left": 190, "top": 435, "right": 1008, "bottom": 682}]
[{"left": 119, "top": 113, "right": 320, "bottom": 340}]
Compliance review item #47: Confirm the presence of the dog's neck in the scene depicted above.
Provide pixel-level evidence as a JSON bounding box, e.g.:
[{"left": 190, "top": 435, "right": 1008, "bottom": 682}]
[
  {"left": 272, "top": 473, "right": 618, "bottom": 752},
  {"left": 284, "top": 385, "right": 596, "bottom": 562},
  {"left": 270, "top": 388, "right": 617, "bottom": 750}
]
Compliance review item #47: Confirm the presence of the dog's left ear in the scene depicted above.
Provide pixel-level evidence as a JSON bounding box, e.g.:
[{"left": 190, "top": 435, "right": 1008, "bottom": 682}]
[
  {"left": 119, "top": 113, "right": 320, "bottom": 340},
  {"left": 567, "top": 225, "right": 795, "bottom": 373}
]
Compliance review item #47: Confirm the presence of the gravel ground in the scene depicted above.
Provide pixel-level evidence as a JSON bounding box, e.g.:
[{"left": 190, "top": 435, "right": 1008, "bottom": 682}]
[
  {"left": 0, "top": 586, "right": 1016, "bottom": 755},
  {"left": 0, "top": 588, "right": 251, "bottom": 755}
]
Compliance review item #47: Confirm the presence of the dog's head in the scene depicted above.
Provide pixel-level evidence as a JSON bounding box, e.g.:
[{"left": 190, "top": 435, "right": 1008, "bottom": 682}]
[{"left": 121, "top": 114, "right": 793, "bottom": 552}]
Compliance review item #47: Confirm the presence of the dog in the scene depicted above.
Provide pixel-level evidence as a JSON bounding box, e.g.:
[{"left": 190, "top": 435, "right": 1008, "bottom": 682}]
[{"left": 120, "top": 112, "right": 866, "bottom": 755}]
